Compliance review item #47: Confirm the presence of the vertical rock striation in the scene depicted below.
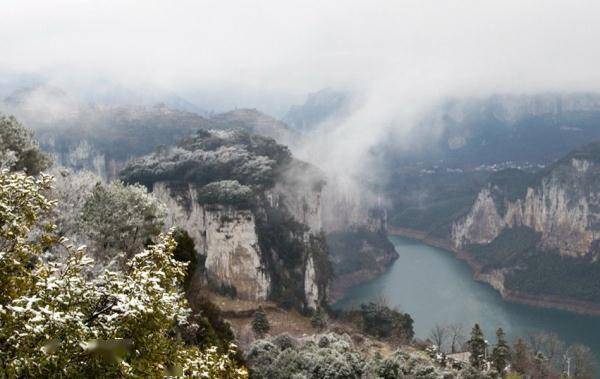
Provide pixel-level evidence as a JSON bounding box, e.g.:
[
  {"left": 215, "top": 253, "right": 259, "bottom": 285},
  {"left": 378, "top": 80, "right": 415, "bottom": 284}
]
[{"left": 122, "top": 130, "right": 331, "bottom": 310}]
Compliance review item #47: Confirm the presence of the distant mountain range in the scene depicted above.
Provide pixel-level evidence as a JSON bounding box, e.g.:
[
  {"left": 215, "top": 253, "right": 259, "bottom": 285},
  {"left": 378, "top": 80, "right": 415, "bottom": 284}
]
[
  {"left": 0, "top": 85, "right": 298, "bottom": 180},
  {"left": 382, "top": 93, "right": 600, "bottom": 168}
]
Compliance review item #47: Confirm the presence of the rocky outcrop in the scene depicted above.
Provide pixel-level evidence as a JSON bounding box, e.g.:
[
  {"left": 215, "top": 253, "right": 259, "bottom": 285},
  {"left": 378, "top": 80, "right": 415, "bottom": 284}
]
[
  {"left": 304, "top": 256, "right": 319, "bottom": 309},
  {"left": 155, "top": 182, "right": 269, "bottom": 300},
  {"left": 123, "top": 130, "right": 331, "bottom": 310},
  {"left": 453, "top": 150, "right": 600, "bottom": 257},
  {"left": 448, "top": 142, "right": 600, "bottom": 307},
  {"left": 452, "top": 188, "right": 504, "bottom": 247}
]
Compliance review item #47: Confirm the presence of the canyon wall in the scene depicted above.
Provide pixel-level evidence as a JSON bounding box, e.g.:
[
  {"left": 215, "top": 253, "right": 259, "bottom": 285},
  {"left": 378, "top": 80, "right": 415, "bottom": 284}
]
[{"left": 452, "top": 155, "right": 600, "bottom": 258}]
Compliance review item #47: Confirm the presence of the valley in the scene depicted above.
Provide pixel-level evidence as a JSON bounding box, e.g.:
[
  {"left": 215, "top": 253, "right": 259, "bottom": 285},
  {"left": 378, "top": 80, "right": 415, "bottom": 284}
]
[
  {"left": 335, "top": 236, "right": 600, "bottom": 367},
  {"left": 4, "top": 86, "right": 600, "bottom": 377}
]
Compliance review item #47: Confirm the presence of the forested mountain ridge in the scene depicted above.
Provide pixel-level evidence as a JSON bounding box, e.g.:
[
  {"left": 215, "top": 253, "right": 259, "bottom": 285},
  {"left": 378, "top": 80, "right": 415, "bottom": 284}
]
[{"left": 1, "top": 85, "right": 297, "bottom": 180}]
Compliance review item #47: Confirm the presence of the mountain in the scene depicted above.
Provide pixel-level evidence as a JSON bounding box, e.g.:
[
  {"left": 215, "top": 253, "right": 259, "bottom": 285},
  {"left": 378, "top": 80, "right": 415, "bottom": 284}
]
[
  {"left": 450, "top": 142, "right": 600, "bottom": 310},
  {"left": 385, "top": 92, "right": 600, "bottom": 168},
  {"left": 283, "top": 88, "right": 349, "bottom": 132},
  {"left": 121, "top": 129, "right": 330, "bottom": 311},
  {"left": 1, "top": 86, "right": 298, "bottom": 180}
]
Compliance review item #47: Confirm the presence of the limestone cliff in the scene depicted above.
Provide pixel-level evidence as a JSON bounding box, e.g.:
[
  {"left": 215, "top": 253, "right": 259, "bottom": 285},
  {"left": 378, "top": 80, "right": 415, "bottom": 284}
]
[
  {"left": 451, "top": 142, "right": 600, "bottom": 305},
  {"left": 122, "top": 130, "right": 330, "bottom": 310},
  {"left": 452, "top": 153, "right": 600, "bottom": 258}
]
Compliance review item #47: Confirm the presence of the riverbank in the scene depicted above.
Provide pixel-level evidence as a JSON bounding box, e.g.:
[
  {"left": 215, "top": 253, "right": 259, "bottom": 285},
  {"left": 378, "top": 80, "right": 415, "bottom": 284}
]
[{"left": 387, "top": 226, "right": 600, "bottom": 316}]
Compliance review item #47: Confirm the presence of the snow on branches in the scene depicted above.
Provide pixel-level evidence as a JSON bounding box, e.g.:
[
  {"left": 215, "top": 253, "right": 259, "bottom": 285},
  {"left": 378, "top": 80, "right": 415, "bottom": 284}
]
[{"left": 0, "top": 170, "right": 247, "bottom": 378}]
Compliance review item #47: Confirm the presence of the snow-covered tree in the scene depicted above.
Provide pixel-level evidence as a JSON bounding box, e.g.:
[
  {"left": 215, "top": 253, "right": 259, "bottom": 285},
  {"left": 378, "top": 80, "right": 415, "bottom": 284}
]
[
  {"left": 48, "top": 167, "right": 100, "bottom": 241},
  {"left": 0, "top": 170, "right": 247, "bottom": 377},
  {"left": 0, "top": 115, "right": 50, "bottom": 174},
  {"left": 79, "top": 181, "right": 167, "bottom": 263}
]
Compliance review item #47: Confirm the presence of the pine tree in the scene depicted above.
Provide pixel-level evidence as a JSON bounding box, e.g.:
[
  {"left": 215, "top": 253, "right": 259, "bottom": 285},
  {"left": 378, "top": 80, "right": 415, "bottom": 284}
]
[
  {"left": 491, "top": 328, "right": 511, "bottom": 374},
  {"left": 467, "top": 323, "right": 487, "bottom": 370},
  {"left": 311, "top": 307, "right": 327, "bottom": 331},
  {"left": 252, "top": 306, "right": 270, "bottom": 338}
]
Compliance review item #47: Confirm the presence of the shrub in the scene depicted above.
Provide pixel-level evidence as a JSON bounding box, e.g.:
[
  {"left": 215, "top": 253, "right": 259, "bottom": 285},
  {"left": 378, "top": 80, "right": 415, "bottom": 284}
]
[{"left": 0, "top": 171, "right": 247, "bottom": 378}]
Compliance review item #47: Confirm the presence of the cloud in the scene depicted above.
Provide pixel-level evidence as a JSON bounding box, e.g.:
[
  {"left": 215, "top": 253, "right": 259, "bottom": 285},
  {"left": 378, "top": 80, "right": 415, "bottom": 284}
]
[{"left": 3, "top": 0, "right": 600, "bottom": 189}]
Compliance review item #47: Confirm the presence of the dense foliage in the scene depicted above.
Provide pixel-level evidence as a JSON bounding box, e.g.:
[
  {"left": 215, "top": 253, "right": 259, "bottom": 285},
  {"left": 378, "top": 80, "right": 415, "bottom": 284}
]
[
  {"left": 251, "top": 306, "right": 270, "bottom": 338},
  {"left": 467, "top": 324, "right": 487, "bottom": 370},
  {"left": 490, "top": 328, "right": 510, "bottom": 373},
  {"left": 120, "top": 130, "right": 292, "bottom": 189},
  {"left": 79, "top": 181, "right": 167, "bottom": 262},
  {"left": 198, "top": 180, "right": 254, "bottom": 208},
  {"left": 468, "top": 227, "right": 541, "bottom": 270},
  {"left": 506, "top": 249, "right": 600, "bottom": 303},
  {"left": 0, "top": 170, "right": 247, "bottom": 377},
  {"left": 255, "top": 203, "right": 332, "bottom": 310},
  {"left": 342, "top": 301, "right": 415, "bottom": 343},
  {"left": 246, "top": 333, "right": 461, "bottom": 379},
  {"left": 172, "top": 228, "right": 199, "bottom": 290},
  {"left": 362, "top": 302, "right": 414, "bottom": 342},
  {"left": 0, "top": 114, "right": 50, "bottom": 174}
]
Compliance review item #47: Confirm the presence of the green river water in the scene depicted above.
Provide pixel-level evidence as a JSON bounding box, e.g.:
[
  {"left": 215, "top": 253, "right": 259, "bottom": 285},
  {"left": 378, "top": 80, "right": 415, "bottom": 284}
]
[{"left": 335, "top": 236, "right": 600, "bottom": 367}]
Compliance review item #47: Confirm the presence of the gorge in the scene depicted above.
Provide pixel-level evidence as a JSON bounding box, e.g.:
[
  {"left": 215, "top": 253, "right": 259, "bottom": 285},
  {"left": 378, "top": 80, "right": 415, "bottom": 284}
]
[{"left": 335, "top": 236, "right": 600, "bottom": 366}]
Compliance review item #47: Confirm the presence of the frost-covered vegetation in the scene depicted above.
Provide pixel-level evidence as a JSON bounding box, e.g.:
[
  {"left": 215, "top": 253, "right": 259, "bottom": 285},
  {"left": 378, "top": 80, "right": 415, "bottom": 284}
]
[
  {"left": 79, "top": 180, "right": 167, "bottom": 262},
  {"left": 0, "top": 114, "right": 50, "bottom": 174},
  {"left": 198, "top": 180, "right": 253, "bottom": 208},
  {"left": 246, "top": 332, "right": 459, "bottom": 379},
  {"left": 336, "top": 301, "right": 414, "bottom": 344},
  {"left": 121, "top": 129, "right": 292, "bottom": 190},
  {"left": 43, "top": 168, "right": 169, "bottom": 270},
  {"left": 0, "top": 170, "right": 247, "bottom": 377}
]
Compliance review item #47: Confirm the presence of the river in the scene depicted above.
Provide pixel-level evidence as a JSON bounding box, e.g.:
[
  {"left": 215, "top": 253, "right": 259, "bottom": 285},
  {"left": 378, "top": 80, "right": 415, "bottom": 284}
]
[{"left": 334, "top": 236, "right": 600, "bottom": 366}]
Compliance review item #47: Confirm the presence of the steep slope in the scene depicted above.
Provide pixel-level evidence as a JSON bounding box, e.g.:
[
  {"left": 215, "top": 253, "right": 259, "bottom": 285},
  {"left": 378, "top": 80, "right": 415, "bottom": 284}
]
[
  {"left": 452, "top": 142, "right": 600, "bottom": 307},
  {"left": 121, "top": 130, "right": 331, "bottom": 311}
]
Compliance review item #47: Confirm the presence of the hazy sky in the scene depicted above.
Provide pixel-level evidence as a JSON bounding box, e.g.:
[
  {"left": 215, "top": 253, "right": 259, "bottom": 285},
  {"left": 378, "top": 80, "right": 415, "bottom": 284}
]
[
  {"left": 3, "top": 0, "right": 600, "bottom": 177},
  {"left": 4, "top": 1, "right": 600, "bottom": 107}
]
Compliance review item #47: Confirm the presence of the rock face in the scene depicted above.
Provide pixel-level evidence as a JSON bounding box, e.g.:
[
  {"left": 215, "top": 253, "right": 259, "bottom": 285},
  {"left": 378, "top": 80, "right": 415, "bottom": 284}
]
[
  {"left": 155, "top": 182, "right": 269, "bottom": 300},
  {"left": 452, "top": 188, "right": 504, "bottom": 246},
  {"left": 122, "top": 130, "right": 330, "bottom": 310},
  {"left": 452, "top": 151, "right": 600, "bottom": 257},
  {"left": 450, "top": 142, "right": 600, "bottom": 305}
]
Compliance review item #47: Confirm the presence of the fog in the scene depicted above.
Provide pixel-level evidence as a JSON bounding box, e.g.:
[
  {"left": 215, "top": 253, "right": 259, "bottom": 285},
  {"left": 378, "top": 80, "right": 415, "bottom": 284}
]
[{"left": 3, "top": 0, "right": 600, "bottom": 191}]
